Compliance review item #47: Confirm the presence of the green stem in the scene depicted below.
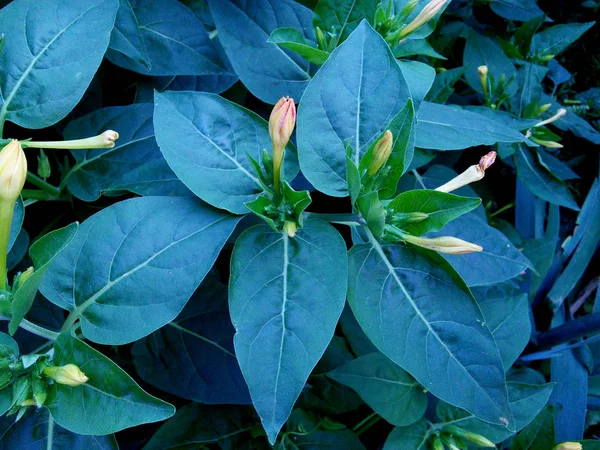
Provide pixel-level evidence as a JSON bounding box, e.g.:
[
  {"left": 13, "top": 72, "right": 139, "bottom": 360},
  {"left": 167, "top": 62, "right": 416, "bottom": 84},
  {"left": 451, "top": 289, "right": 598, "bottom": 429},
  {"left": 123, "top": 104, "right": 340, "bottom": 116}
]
[
  {"left": 352, "top": 412, "right": 377, "bottom": 432},
  {"left": 353, "top": 412, "right": 381, "bottom": 436},
  {"left": 20, "top": 189, "right": 56, "bottom": 201},
  {"left": 0, "top": 315, "right": 60, "bottom": 340},
  {"left": 304, "top": 212, "right": 364, "bottom": 225},
  {"left": 0, "top": 199, "right": 14, "bottom": 289},
  {"left": 61, "top": 310, "right": 80, "bottom": 332},
  {"left": 489, "top": 202, "right": 515, "bottom": 218},
  {"left": 26, "top": 172, "right": 60, "bottom": 196},
  {"left": 412, "top": 169, "right": 427, "bottom": 189}
]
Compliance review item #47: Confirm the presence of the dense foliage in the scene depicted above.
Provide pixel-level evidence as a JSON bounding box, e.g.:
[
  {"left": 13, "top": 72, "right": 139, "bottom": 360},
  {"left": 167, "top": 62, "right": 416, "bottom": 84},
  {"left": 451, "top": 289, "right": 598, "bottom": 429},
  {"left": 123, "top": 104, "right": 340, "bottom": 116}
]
[{"left": 0, "top": 0, "right": 598, "bottom": 448}]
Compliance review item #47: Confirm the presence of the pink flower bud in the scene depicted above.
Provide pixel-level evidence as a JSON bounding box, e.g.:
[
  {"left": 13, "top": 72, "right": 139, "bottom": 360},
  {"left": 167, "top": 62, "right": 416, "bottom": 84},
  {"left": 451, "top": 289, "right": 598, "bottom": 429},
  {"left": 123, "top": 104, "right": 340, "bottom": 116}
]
[
  {"left": 479, "top": 151, "right": 496, "bottom": 171},
  {"left": 269, "top": 97, "right": 296, "bottom": 195}
]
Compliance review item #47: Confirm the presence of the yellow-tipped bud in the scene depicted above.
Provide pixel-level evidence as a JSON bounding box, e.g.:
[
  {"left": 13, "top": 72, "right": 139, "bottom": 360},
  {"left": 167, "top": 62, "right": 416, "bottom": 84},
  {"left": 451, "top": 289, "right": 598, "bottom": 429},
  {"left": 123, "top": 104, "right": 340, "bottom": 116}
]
[
  {"left": 432, "top": 435, "right": 445, "bottom": 450},
  {"left": 401, "top": 234, "right": 483, "bottom": 254},
  {"left": 478, "top": 65, "right": 489, "bottom": 96},
  {"left": 540, "top": 54, "right": 555, "bottom": 62},
  {"left": 368, "top": 130, "right": 393, "bottom": 176},
  {"left": 13, "top": 266, "right": 34, "bottom": 291},
  {"left": 400, "top": 0, "right": 450, "bottom": 38},
  {"left": 536, "top": 103, "right": 552, "bottom": 116},
  {"left": 269, "top": 97, "right": 296, "bottom": 195},
  {"left": 553, "top": 443, "right": 583, "bottom": 450},
  {"left": 0, "top": 140, "right": 27, "bottom": 203},
  {"left": 25, "top": 130, "right": 119, "bottom": 150},
  {"left": 20, "top": 399, "right": 36, "bottom": 407},
  {"left": 283, "top": 221, "right": 297, "bottom": 238},
  {"left": 530, "top": 137, "right": 564, "bottom": 148},
  {"left": 43, "top": 364, "right": 89, "bottom": 387},
  {"left": 435, "top": 151, "right": 496, "bottom": 193}
]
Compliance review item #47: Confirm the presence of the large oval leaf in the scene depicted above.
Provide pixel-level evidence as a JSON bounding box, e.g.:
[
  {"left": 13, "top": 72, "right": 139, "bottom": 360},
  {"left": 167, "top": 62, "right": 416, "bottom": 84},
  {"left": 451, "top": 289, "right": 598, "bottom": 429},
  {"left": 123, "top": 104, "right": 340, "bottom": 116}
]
[
  {"left": 132, "top": 274, "right": 251, "bottom": 404},
  {"left": 347, "top": 235, "right": 514, "bottom": 430},
  {"left": 46, "top": 333, "right": 174, "bottom": 435},
  {"left": 106, "top": 0, "right": 229, "bottom": 76},
  {"left": 297, "top": 20, "right": 411, "bottom": 197},
  {"left": 229, "top": 219, "right": 348, "bottom": 444},
  {"left": 63, "top": 104, "right": 189, "bottom": 201},
  {"left": 208, "top": 0, "right": 313, "bottom": 104},
  {"left": 40, "top": 196, "right": 240, "bottom": 345},
  {"left": 8, "top": 198, "right": 23, "bottom": 254},
  {"left": 153, "top": 91, "right": 298, "bottom": 214},
  {"left": 0, "top": 0, "right": 118, "bottom": 129}
]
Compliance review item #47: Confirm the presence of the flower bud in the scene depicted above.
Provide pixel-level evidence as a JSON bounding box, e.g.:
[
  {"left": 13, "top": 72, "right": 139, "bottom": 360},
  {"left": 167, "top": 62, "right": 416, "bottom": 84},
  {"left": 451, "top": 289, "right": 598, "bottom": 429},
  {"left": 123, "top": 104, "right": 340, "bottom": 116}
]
[
  {"left": 401, "top": 234, "right": 483, "bottom": 254},
  {"left": 368, "top": 130, "right": 393, "bottom": 176},
  {"left": 13, "top": 266, "right": 34, "bottom": 291},
  {"left": 283, "top": 221, "right": 297, "bottom": 238},
  {"left": 316, "top": 27, "right": 327, "bottom": 50},
  {"left": 25, "top": 130, "right": 119, "bottom": 150},
  {"left": 530, "top": 137, "right": 563, "bottom": 148},
  {"left": 478, "top": 65, "right": 489, "bottom": 96},
  {"left": 536, "top": 103, "right": 552, "bottom": 116},
  {"left": 539, "top": 54, "right": 555, "bottom": 62},
  {"left": 431, "top": 435, "right": 445, "bottom": 450},
  {"left": 553, "top": 443, "right": 582, "bottom": 450},
  {"left": 400, "top": 0, "right": 450, "bottom": 38},
  {"left": 20, "top": 399, "right": 36, "bottom": 407},
  {"left": 0, "top": 140, "right": 27, "bottom": 203},
  {"left": 534, "top": 108, "right": 567, "bottom": 128},
  {"left": 43, "top": 364, "right": 88, "bottom": 387},
  {"left": 37, "top": 149, "right": 51, "bottom": 179},
  {"left": 435, "top": 151, "right": 496, "bottom": 193},
  {"left": 269, "top": 97, "right": 296, "bottom": 195},
  {"left": 388, "top": 211, "right": 429, "bottom": 227}
]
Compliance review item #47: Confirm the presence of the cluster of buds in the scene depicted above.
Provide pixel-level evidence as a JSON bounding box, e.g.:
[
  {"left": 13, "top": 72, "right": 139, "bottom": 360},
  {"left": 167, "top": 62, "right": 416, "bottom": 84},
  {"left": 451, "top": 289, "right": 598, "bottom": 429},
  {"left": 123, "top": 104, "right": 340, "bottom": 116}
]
[
  {"left": 269, "top": 97, "right": 296, "bottom": 197},
  {"left": 435, "top": 151, "right": 496, "bottom": 194}
]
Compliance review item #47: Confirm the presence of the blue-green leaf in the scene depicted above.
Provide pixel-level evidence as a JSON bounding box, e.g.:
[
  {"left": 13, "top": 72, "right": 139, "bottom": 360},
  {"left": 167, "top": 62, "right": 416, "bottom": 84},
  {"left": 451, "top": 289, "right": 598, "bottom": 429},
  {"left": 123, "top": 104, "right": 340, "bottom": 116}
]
[
  {"left": 229, "top": 219, "right": 348, "bottom": 444},
  {"left": 397, "top": 60, "right": 435, "bottom": 112},
  {"left": 131, "top": 274, "right": 251, "bottom": 404},
  {"left": 328, "top": 352, "right": 427, "bottom": 426},
  {"left": 64, "top": 104, "right": 189, "bottom": 201},
  {"left": 106, "top": 0, "right": 230, "bottom": 76},
  {"left": 40, "top": 197, "right": 240, "bottom": 345},
  {"left": 297, "top": 21, "right": 411, "bottom": 197},
  {"left": 0, "top": 0, "right": 118, "bottom": 129},
  {"left": 416, "top": 102, "right": 528, "bottom": 150},
  {"left": 46, "top": 333, "right": 174, "bottom": 434},
  {"left": 383, "top": 418, "right": 429, "bottom": 450},
  {"left": 208, "top": 0, "right": 313, "bottom": 104},
  {"left": 489, "top": 0, "right": 546, "bottom": 22},
  {"left": 313, "top": 0, "right": 378, "bottom": 46},
  {"left": 348, "top": 235, "right": 514, "bottom": 430},
  {"left": 154, "top": 91, "right": 298, "bottom": 214},
  {"left": 532, "top": 22, "right": 595, "bottom": 58},
  {"left": 268, "top": 27, "right": 330, "bottom": 65},
  {"left": 8, "top": 198, "right": 23, "bottom": 254}
]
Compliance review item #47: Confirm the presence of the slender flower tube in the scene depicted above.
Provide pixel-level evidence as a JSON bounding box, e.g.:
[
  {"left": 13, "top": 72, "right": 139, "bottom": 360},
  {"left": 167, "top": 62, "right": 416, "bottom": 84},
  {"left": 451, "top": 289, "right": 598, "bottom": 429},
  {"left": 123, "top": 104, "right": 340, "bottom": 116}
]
[
  {"left": 269, "top": 97, "right": 296, "bottom": 196},
  {"left": 401, "top": 234, "right": 482, "bottom": 254},
  {"left": 368, "top": 130, "right": 393, "bottom": 176},
  {"left": 435, "top": 151, "right": 496, "bottom": 193},
  {"left": 0, "top": 140, "right": 27, "bottom": 286},
  {"left": 25, "top": 130, "right": 119, "bottom": 150},
  {"left": 43, "top": 364, "right": 89, "bottom": 387},
  {"left": 534, "top": 108, "right": 567, "bottom": 128},
  {"left": 400, "top": 0, "right": 450, "bottom": 38}
]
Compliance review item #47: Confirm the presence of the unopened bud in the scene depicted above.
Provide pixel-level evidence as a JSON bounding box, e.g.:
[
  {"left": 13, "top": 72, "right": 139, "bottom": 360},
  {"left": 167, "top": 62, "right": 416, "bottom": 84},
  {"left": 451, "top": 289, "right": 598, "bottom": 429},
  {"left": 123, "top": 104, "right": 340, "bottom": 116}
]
[
  {"left": 401, "top": 234, "right": 483, "bottom": 254},
  {"left": 20, "top": 399, "right": 36, "bottom": 407},
  {"left": 388, "top": 211, "right": 429, "bottom": 227},
  {"left": 316, "top": 27, "right": 327, "bottom": 50},
  {"left": 478, "top": 65, "right": 489, "bottom": 96},
  {"left": 530, "top": 137, "right": 563, "bottom": 148},
  {"left": 431, "top": 435, "right": 445, "bottom": 450},
  {"left": 553, "top": 443, "right": 582, "bottom": 450},
  {"left": 536, "top": 103, "right": 552, "bottom": 116},
  {"left": 269, "top": 97, "right": 296, "bottom": 195},
  {"left": 37, "top": 149, "right": 51, "bottom": 179},
  {"left": 445, "top": 426, "right": 495, "bottom": 447},
  {"left": 368, "top": 130, "right": 393, "bottom": 176},
  {"left": 25, "top": 130, "right": 119, "bottom": 150},
  {"left": 283, "top": 221, "right": 297, "bottom": 238},
  {"left": 435, "top": 151, "right": 496, "bottom": 193},
  {"left": 540, "top": 54, "right": 555, "bottom": 62},
  {"left": 43, "top": 364, "right": 88, "bottom": 387},
  {"left": 13, "top": 266, "right": 34, "bottom": 291},
  {"left": 400, "top": 0, "right": 450, "bottom": 38},
  {"left": 0, "top": 140, "right": 27, "bottom": 203},
  {"left": 534, "top": 108, "right": 567, "bottom": 128},
  {"left": 32, "top": 376, "right": 47, "bottom": 407}
]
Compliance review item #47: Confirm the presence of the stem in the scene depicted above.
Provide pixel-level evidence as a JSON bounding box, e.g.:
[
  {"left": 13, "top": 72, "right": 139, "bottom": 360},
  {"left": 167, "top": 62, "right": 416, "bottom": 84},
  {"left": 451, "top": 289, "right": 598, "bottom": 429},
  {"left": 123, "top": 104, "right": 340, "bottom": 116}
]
[
  {"left": 26, "top": 172, "right": 60, "bottom": 196},
  {"left": 354, "top": 412, "right": 381, "bottom": 436},
  {"left": 46, "top": 416, "right": 54, "bottom": 450},
  {"left": 20, "top": 189, "right": 55, "bottom": 201},
  {"left": 61, "top": 311, "right": 79, "bottom": 333},
  {"left": 304, "top": 212, "right": 364, "bottom": 225},
  {"left": 412, "top": 169, "right": 427, "bottom": 189},
  {"left": 0, "top": 199, "right": 16, "bottom": 289},
  {"left": 353, "top": 412, "right": 378, "bottom": 432},
  {"left": 536, "top": 313, "right": 600, "bottom": 349},
  {"left": 0, "top": 316, "right": 60, "bottom": 340},
  {"left": 490, "top": 202, "right": 515, "bottom": 218}
]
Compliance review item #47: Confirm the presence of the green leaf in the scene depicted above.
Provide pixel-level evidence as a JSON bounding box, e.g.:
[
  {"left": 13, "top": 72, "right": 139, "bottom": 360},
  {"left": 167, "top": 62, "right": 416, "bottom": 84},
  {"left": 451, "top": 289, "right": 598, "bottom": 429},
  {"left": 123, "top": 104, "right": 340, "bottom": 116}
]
[
  {"left": 536, "top": 149, "right": 578, "bottom": 181},
  {"left": 286, "top": 409, "right": 366, "bottom": 449},
  {"left": 532, "top": 21, "right": 595, "bottom": 57},
  {"left": 416, "top": 102, "right": 528, "bottom": 150},
  {"left": 472, "top": 284, "right": 531, "bottom": 370},
  {"left": 297, "top": 21, "right": 411, "bottom": 197},
  {"left": 64, "top": 104, "right": 189, "bottom": 201},
  {"left": 347, "top": 235, "right": 514, "bottom": 430},
  {"left": 229, "top": 219, "right": 348, "bottom": 444},
  {"left": 46, "top": 333, "right": 174, "bottom": 434},
  {"left": 436, "top": 382, "right": 554, "bottom": 444},
  {"left": 154, "top": 91, "right": 299, "bottom": 214},
  {"left": 393, "top": 39, "right": 446, "bottom": 60},
  {"left": 383, "top": 418, "right": 429, "bottom": 450},
  {"left": 7, "top": 230, "right": 28, "bottom": 272},
  {"left": 0, "top": 409, "right": 118, "bottom": 449},
  {"left": 397, "top": 61, "right": 435, "bottom": 112},
  {"left": 514, "top": 145, "right": 579, "bottom": 211},
  {"left": 517, "top": 62, "right": 548, "bottom": 117},
  {"left": 387, "top": 190, "right": 481, "bottom": 236},
  {"left": 268, "top": 27, "right": 330, "bottom": 65},
  {"left": 357, "top": 192, "right": 386, "bottom": 239},
  {"left": 313, "top": 0, "right": 378, "bottom": 46},
  {"left": 0, "top": 0, "right": 118, "bottom": 129},
  {"left": 463, "top": 30, "right": 517, "bottom": 95},
  {"left": 425, "top": 67, "right": 465, "bottom": 104},
  {"left": 489, "top": 0, "right": 546, "bottom": 22},
  {"left": 393, "top": 0, "right": 450, "bottom": 40},
  {"left": 9, "top": 223, "right": 78, "bottom": 335},
  {"left": 340, "top": 305, "right": 378, "bottom": 357},
  {"left": 208, "top": 0, "right": 313, "bottom": 104},
  {"left": 329, "top": 352, "right": 427, "bottom": 426},
  {"left": 429, "top": 213, "right": 534, "bottom": 286},
  {"left": 40, "top": 197, "right": 240, "bottom": 345},
  {"left": 144, "top": 403, "right": 256, "bottom": 450},
  {"left": 8, "top": 198, "right": 23, "bottom": 254},
  {"left": 131, "top": 273, "right": 251, "bottom": 404},
  {"left": 107, "top": 0, "right": 229, "bottom": 76},
  {"left": 515, "top": 15, "right": 547, "bottom": 57},
  {"left": 510, "top": 406, "right": 554, "bottom": 449}
]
